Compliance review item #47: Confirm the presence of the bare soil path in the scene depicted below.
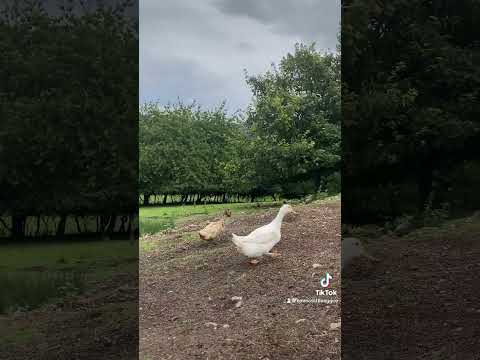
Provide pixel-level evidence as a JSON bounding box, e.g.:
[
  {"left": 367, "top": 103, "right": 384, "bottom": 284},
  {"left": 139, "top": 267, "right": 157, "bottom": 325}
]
[
  {"left": 342, "top": 216, "right": 480, "bottom": 359},
  {"left": 0, "top": 272, "right": 138, "bottom": 360},
  {"left": 140, "top": 200, "right": 341, "bottom": 360}
]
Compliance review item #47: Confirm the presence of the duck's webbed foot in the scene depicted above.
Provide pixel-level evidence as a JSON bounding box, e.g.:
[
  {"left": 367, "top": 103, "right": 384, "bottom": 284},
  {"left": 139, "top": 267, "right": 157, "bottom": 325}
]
[
  {"left": 266, "top": 252, "right": 281, "bottom": 258},
  {"left": 249, "top": 259, "right": 260, "bottom": 265}
]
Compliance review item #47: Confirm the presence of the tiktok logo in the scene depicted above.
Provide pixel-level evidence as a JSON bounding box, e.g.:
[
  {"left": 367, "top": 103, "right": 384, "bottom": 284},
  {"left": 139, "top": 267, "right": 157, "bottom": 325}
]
[{"left": 320, "top": 272, "right": 332, "bottom": 288}]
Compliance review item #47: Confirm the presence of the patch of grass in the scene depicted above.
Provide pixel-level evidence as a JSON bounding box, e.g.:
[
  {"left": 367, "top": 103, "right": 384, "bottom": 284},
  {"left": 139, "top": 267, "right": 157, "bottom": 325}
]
[
  {"left": 139, "top": 239, "right": 158, "bottom": 253},
  {"left": 311, "top": 193, "right": 341, "bottom": 205},
  {"left": 1, "top": 325, "right": 37, "bottom": 346},
  {"left": 404, "top": 212, "right": 480, "bottom": 242},
  {"left": 139, "top": 201, "right": 280, "bottom": 235},
  {"left": 140, "top": 228, "right": 233, "bottom": 273},
  {"left": 139, "top": 216, "right": 174, "bottom": 235},
  {"left": 0, "top": 271, "right": 86, "bottom": 314},
  {"left": 0, "top": 240, "right": 137, "bottom": 313},
  {"left": 161, "top": 245, "right": 228, "bottom": 271},
  {"left": 0, "top": 240, "right": 135, "bottom": 272},
  {"left": 348, "top": 210, "right": 480, "bottom": 244},
  {"left": 139, "top": 231, "right": 203, "bottom": 256}
]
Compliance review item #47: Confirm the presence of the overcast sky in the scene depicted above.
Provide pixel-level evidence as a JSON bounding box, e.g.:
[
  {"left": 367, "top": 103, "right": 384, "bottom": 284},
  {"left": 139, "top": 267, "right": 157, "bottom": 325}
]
[{"left": 140, "top": 0, "right": 340, "bottom": 113}]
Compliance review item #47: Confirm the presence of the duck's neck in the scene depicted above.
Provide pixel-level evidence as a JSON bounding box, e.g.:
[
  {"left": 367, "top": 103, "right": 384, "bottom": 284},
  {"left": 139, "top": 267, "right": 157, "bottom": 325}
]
[{"left": 272, "top": 209, "right": 287, "bottom": 228}]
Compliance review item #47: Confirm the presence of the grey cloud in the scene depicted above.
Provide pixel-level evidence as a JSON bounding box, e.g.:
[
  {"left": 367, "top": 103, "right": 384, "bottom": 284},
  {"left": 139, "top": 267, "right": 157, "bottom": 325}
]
[
  {"left": 237, "top": 41, "right": 256, "bottom": 52},
  {"left": 214, "top": 0, "right": 340, "bottom": 50},
  {"left": 141, "top": 57, "right": 250, "bottom": 112},
  {"left": 140, "top": 0, "right": 339, "bottom": 112}
]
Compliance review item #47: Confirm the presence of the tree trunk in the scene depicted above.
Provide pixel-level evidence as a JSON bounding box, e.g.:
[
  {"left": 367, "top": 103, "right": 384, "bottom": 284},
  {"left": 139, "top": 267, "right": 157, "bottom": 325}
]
[
  {"left": 56, "top": 215, "right": 67, "bottom": 238},
  {"left": 119, "top": 215, "right": 127, "bottom": 233},
  {"left": 143, "top": 193, "right": 151, "bottom": 206},
  {"left": 41, "top": 216, "right": 50, "bottom": 235},
  {"left": 101, "top": 215, "right": 110, "bottom": 234},
  {"left": 82, "top": 216, "right": 89, "bottom": 233},
  {"left": 0, "top": 217, "right": 11, "bottom": 235},
  {"left": 417, "top": 165, "right": 433, "bottom": 212},
  {"left": 107, "top": 215, "right": 117, "bottom": 235},
  {"left": 74, "top": 216, "right": 82, "bottom": 233},
  {"left": 312, "top": 168, "right": 323, "bottom": 189},
  {"left": 35, "top": 215, "right": 41, "bottom": 236},
  {"left": 128, "top": 213, "right": 135, "bottom": 241},
  {"left": 12, "top": 215, "right": 26, "bottom": 240}
]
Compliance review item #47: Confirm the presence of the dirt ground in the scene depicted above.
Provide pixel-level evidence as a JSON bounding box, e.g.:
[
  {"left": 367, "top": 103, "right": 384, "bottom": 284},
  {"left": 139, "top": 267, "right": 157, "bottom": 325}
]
[
  {"left": 140, "top": 200, "right": 341, "bottom": 360},
  {"left": 0, "top": 271, "right": 138, "bottom": 360},
  {"left": 342, "top": 216, "right": 480, "bottom": 359}
]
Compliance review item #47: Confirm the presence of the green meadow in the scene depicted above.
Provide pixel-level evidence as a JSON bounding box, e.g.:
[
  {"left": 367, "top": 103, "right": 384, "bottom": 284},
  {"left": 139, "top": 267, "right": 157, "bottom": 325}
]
[
  {"left": 0, "top": 240, "right": 136, "bottom": 313},
  {"left": 139, "top": 201, "right": 281, "bottom": 235}
]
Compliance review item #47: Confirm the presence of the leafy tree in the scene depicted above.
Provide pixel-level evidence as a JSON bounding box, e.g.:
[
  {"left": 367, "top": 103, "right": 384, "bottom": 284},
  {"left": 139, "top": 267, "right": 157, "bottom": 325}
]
[
  {"left": 245, "top": 43, "right": 341, "bottom": 197},
  {"left": 139, "top": 103, "right": 247, "bottom": 203},
  {"left": 138, "top": 44, "right": 341, "bottom": 204},
  {"left": 0, "top": 0, "right": 137, "bottom": 238},
  {"left": 342, "top": 0, "right": 480, "bottom": 222}
]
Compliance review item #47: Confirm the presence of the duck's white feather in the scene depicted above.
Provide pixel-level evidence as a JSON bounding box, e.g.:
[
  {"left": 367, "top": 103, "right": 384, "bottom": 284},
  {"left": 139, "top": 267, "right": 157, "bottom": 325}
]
[{"left": 232, "top": 205, "right": 293, "bottom": 258}]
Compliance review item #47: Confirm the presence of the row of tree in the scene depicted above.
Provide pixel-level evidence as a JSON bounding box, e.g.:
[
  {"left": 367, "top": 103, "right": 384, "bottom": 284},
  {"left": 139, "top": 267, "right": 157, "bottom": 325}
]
[
  {"left": 139, "top": 44, "right": 341, "bottom": 205},
  {"left": 1, "top": 1, "right": 138, "bottom": 239}
]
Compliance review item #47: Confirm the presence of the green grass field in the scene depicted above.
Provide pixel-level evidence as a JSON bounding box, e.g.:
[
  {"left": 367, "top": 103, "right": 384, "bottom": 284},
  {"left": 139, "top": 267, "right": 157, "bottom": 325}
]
[
  {"left": 0, "top": 240, "right": 136, "bottom": 272},
  {"left": 139, "top": 201, "right": 281, "bottom": 235},
  {"left": 0, "top": 240, "right": 136, "bottom": 313}
]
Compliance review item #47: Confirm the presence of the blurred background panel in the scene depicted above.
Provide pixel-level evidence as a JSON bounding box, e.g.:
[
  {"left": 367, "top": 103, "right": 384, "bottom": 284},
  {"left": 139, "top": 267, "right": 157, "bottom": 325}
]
[
  {"left": 342, "top": 0, "right": 480, "bottom": 358},
  {"left": 0, "top": 1, "right": 139, "bottom": 359}
]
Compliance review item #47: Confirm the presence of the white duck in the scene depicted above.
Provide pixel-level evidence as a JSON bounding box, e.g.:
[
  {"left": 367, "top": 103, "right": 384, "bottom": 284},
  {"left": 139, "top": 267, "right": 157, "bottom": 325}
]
[
  {"left": 342, "top": 237, "right": 379, "bottom": 270},
  {"left": 232, "top": 204, "right": 297, "bottom": 265}
]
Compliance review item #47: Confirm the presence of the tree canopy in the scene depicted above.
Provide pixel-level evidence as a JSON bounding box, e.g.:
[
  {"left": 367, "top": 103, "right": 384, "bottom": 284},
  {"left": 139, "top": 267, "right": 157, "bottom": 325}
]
[
  {"left": 139, "top": 44, "right": 341, "bottom": 203},
  {"left": 0, "top": 0, "right": 138, "bottom": 238},
  {"left": 342, "top": 0, "right": 480, "bottom": 222},
  {"left": 246, "top": 43, "right": 341, "bottom": 197},
  {"left": 0, "top": 1, "right": 137, "bottom": 216}
]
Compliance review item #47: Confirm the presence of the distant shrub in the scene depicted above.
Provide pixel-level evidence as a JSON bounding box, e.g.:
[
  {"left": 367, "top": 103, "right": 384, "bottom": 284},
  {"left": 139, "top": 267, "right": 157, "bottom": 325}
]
[
  {"left": 323, "top": 172, "right": 341, "bottom": 195},
  {"left": 282, "top": 180, "right": 317, "bottom": 199},
  {"left": 422, "top": 201, "right": 450, "bottom": 227}
]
